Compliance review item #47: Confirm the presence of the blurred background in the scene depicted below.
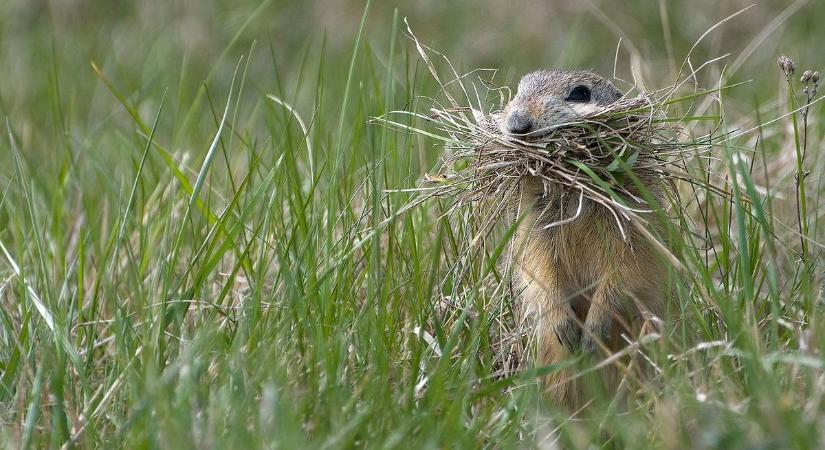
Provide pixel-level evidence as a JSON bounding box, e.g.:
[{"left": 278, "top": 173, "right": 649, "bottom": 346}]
[
  {"left": 2, "top": 2, "right": 825, "bottom": 447},
  {"left": 1, "top": 0, "right": 822, "bottom": 154}
]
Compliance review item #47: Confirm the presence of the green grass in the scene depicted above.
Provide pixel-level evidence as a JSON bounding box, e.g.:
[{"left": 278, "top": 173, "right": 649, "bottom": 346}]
[{"left": 1, "top": 1, "right": 825, "bottom": 448}]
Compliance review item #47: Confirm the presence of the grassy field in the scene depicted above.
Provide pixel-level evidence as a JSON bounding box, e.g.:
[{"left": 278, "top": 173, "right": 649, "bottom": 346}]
[{"left": 2, "top": 0, "right": 825, "bottom": 448}]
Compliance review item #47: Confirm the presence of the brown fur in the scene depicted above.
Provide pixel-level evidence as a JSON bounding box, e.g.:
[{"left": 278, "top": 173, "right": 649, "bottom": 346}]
[{"left": 502, "top": 70, "right": 670, "bottom": 409}]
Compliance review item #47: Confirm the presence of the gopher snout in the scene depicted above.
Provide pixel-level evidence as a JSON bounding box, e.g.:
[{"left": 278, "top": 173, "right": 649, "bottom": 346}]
[{"left": 505, "top": 109, "right": 533, "bottom": 134}]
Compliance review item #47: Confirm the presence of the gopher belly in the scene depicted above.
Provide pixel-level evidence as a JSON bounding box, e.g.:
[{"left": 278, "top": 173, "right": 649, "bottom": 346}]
[{"left": 508, "top": 177, "right": 667, "bottom": 408}]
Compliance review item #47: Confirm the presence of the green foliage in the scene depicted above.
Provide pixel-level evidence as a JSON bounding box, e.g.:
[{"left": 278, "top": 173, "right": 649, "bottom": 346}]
[{"left": 0, "top": 1, "right": 824, "bottom": 448}]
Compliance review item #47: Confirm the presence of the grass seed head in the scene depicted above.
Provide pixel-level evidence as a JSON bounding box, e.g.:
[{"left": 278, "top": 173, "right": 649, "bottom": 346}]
[{"left": 778, "top": 55, "right": 797, "bottom": 76}]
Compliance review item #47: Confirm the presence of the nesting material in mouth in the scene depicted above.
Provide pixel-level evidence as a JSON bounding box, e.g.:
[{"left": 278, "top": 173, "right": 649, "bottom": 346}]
[
  {"left": 374, "top": 86, "right": 729, "bottom": 241},
  {"left": 448, "top": 96, "right": 698, "bottom": 233},
  {"left": 372, "top": 23, "right": 727, "bottom": 241}
]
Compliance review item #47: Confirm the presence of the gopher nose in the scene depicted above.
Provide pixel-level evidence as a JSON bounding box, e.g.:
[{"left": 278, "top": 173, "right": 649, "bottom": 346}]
[{"left": 505, "top": 110, "right": 532, "bottom": 134}]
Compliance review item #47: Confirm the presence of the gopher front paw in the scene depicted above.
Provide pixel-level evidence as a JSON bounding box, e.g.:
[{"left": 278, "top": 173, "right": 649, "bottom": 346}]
[
  {"left": 580, "top": 314, "right": 612, "bottom": 354},
  {"left": 553, "top": 317, "right": 582, "bottom": 352}
]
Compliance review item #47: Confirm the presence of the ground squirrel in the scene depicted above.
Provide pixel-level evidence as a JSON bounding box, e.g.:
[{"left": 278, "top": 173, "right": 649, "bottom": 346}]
[{"left": 502, "top": 70, "right": 669, "bottom": 408}]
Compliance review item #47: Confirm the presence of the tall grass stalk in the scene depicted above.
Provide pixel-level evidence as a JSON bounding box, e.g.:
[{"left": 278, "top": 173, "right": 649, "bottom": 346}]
[{"left": 0, "top": 6, "right": 824, "bottom": 449}]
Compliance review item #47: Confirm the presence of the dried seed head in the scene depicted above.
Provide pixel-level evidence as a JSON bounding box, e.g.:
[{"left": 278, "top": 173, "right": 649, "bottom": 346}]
[
  {"left": 813, "top": 71, "right": 820, "bottom": 83},
  {"left": 802, "top": 70, "right": 814, "bottom": 83},
  {"left": 778, "top": 55, "right": 796, "bottom": 76}
]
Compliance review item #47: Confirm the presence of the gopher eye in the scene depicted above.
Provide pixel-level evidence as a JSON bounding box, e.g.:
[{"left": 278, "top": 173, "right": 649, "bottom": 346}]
[{"left": 565, "top": 85, "right": 591, "bottom": 103}]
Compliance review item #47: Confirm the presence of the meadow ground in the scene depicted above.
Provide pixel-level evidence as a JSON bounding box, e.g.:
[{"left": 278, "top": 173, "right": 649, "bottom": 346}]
[{"left": 1, "top": 0, "right": 825, "bottom": 448}]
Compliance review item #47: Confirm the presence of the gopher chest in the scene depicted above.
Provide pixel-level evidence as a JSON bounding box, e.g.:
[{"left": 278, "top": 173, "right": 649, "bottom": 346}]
[
  {"left": 515, "top": 211, "right": 626, "bottom": 292},
  {"left": 511, "top": 177, "right": 649, "bottom": 291}
]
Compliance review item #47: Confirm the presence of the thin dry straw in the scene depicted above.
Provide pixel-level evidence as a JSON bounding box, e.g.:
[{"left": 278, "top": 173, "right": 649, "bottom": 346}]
[
  {"left": 369, "top": 25, "right": 749, "bottom": 245},
  {"left": 378, "top": 97, "right": 697, "bottom": 239}
]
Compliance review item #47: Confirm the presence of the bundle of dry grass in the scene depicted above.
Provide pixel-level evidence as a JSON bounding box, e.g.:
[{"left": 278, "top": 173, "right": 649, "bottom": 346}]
[
  {"left": 428, "top": 95, "right": 680, "bottom": 233},
  {"left": 380, "top": 87, "right": 721, "bottom": 241},
  {"left": 370, "top": 24, "right": 731, "bottom": 240}
]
